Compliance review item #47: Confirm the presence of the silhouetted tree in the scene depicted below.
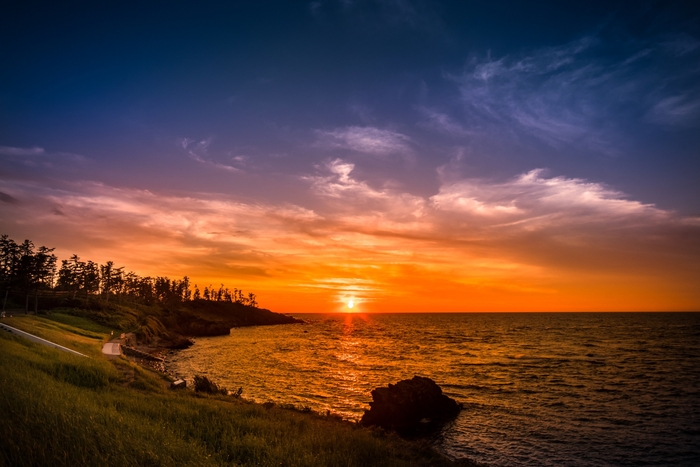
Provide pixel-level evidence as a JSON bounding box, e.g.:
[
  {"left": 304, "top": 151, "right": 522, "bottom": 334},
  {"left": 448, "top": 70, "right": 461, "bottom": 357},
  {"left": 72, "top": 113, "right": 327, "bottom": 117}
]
[
  {"left": 2, "top": 234, "right": 262, "bottom": 312},
  {"left": 100, "top": 261, "right": 124, "bottom": 302},
  {"left": 0, "top": 235, "right": 19, "bottom": 311},
  {"left": 31, "top": 245, "right": 57, "bottom": 311},
  {"left": 58, "top": 254, "right": 83, "bottom": 299},
  {"left": 0, "top": 236, "right": 56, "bottom": 312},
  {"left": 81, "top": 261, "right": 100, "bottom": 300},
  {"left": 248, "top": 292, "right": 257, "bottom": 308}
]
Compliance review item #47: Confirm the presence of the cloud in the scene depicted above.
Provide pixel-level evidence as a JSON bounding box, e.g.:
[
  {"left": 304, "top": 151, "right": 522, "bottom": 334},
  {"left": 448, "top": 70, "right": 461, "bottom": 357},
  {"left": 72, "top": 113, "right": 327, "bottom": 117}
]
[
  {"left": 431, "top": 169, "right": 666, "bottom": 227},
  {"left": 180, "top": 137, "right": 244, "bottom": 172},
  {"left": 0, "top": 145, "right": 87, "bottom": 163},
  {"left": 314, "top": 126, "right": 413, "bottom": 157},
  {"left": 1, "top": 165, "right": 698, "bottom": 311},
  {"left": 451, "top": 36, "right": 621, "bottom": 152},
  {"left": 0, "top": 146, "right": 45, "bottom": 157},
  {"left": 662, "top": 33, "right": 700, "bottom": 57},
  {"left": 435, "top": 32, "right": 700, "bottom": 153},
  {"left": 418, "top": 108, "right": 471, "bottom": 137},
  {"left": 304, "top": 159, "right": 426, "bottom": 222},
  {"left": 646, "top": 94, "right": 700, "bottom": 127},
  {"left": 0, "top": 191, "right": 18, "bottom": 204},
  {"left": 348, "top": 101, "right": 375, "bottom": 123}
]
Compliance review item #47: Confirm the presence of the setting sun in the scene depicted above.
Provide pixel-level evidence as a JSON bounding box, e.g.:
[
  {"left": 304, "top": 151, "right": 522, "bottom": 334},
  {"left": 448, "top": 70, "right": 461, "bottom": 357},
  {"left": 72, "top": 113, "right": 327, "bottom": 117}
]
[{"left": 347, "top": 299, "right": 354, "bottom": 309}]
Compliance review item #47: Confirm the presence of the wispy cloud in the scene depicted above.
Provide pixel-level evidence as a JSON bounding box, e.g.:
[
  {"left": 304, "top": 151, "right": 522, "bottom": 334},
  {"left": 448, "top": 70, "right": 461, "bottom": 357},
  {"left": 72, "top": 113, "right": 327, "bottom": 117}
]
[
  {"left": 646, "top": 94, "right": 700, "bottom": 127},
  {"left": 180, "top": 138, "right": 244, "bottom": 172},
  {"left": 662, "top": 33, "right": 700, "bottom": 57},
  {"left": 418, "top": 108, "right": 471, "bottom": 137},
  {"left": 314, "top": 126, "right": 413, "bottom": 158},
  {"left": 0, "top": 145, "right": 86, "bottom": 163},
  {"left": 0, "top": 191, "right": 19, "bottom": 204},
  {"left": 429, "top": 33, "right": 700, "bottom": 153},
  {"left": 0, "top": 146, "right": 46, "bottom": 156}
]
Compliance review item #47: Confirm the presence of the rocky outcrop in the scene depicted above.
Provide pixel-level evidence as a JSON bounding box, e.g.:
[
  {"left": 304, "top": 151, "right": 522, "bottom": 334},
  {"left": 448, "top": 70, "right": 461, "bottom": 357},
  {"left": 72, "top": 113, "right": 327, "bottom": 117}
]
[
  {"left": 360, "top": 376, "right": 462, "bottom": 433},
  {"left": 165, "top": 302, "right": 303, "bottom": 338}
]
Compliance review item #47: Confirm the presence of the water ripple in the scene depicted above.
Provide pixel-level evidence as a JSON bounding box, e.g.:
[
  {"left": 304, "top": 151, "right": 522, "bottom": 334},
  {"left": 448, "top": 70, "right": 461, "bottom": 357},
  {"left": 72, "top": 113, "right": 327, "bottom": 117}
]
[{"left": 167, "top": 312, "right": 700, "bottom": 467}]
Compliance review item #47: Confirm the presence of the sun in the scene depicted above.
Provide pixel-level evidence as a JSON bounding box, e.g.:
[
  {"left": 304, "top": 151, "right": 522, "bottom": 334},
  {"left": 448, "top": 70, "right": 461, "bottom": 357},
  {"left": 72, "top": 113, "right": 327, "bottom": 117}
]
[{"left": 347, "top": 299, "right": 354, "bottom": 309}]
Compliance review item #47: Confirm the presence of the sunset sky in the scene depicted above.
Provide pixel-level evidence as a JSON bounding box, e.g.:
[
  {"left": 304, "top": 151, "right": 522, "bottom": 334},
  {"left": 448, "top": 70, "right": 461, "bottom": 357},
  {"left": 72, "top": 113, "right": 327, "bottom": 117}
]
[{"left": 1, "top": 1, "right": 699, "bottom": 312}]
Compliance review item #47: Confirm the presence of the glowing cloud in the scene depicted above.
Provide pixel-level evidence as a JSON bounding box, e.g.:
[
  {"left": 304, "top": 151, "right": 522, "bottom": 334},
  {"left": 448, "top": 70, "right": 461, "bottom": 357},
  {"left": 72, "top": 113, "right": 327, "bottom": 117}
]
[{"left": 0, "top": 164, "right": 698, "bottom": 312}]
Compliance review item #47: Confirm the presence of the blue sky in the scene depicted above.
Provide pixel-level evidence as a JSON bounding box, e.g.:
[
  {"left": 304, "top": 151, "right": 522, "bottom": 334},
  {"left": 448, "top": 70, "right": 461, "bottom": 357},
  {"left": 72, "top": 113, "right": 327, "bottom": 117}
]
[{"left": 1, "top": 1, "right": 699, "bottom": 311}]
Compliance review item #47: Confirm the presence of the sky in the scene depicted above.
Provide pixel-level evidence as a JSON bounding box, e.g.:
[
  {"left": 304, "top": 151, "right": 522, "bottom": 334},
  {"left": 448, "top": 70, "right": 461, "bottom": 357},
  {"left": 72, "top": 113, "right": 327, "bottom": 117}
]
[{"left": 1, "top": 0, "right": 699, "bottom": 312}]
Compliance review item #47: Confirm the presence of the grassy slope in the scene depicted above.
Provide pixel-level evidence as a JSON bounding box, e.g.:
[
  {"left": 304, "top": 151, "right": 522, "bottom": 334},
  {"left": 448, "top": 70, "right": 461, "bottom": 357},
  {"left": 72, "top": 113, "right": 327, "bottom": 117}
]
[{"left": 0, "top": 315, "right": 464, "bottom": 467}]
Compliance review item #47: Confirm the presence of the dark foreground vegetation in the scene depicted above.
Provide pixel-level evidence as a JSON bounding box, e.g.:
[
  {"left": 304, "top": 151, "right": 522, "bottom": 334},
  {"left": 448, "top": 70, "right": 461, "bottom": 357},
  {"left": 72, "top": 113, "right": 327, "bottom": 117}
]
[
  {"left": 0, "top": 234, "right": 301, "bottom": 346},
  {"left": 0, "top": 314, "right": 475, "bottom": 467}
]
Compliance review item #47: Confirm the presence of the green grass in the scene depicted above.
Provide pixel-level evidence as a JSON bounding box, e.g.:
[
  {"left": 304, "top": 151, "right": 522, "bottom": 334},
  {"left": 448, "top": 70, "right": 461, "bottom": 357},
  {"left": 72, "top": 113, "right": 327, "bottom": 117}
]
[
  {"left": 0, "top": 315, "right": 466, "bottom": 467},
  {"left": 2, "top": 314, "right": 108, "bottom": 357},
  {"left": 42, "top": 312, "right": 115, "bottom": 334}
]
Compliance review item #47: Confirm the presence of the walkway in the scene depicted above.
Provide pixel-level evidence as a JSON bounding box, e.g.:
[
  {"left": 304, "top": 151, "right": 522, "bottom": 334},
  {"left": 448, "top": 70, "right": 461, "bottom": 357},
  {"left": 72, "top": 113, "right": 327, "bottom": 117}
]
[{"left": 102, "top": 341, "right": 122, "bottom": 356}]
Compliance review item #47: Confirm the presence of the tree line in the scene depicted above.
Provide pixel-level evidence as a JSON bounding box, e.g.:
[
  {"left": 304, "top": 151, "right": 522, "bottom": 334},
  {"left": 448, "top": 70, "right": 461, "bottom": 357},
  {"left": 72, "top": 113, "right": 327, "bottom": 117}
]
[{"left": 0, "top": 234, "right": 258, "bottom": 312}]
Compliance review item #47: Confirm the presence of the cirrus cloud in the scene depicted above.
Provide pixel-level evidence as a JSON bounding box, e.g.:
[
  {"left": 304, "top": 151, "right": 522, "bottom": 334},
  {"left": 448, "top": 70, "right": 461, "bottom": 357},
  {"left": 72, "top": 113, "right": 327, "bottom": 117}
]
[{"left": 314, "top": 126, "right": 413, "bottom": 158}]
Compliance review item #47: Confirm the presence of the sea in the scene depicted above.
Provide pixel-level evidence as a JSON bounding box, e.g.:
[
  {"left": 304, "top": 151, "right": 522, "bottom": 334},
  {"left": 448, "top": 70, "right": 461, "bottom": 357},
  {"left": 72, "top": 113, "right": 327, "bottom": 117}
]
[{"left": 166, "top": 312, "right": 700, "bottom": 467}]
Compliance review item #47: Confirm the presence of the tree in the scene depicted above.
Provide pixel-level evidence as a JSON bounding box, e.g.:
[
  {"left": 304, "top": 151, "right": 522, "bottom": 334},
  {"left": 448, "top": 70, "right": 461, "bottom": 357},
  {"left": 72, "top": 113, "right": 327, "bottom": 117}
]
[
  {"left": 0, "top": 237, "right": 56, "bottom": 312},
  {"left": 1, "top": 234, "right": 263, "bottom": 312},
  {"left": 100, "top": 261, "right": 124, "bottom": 302},
  {"left": 248, "top": 292, "right": 257, "bottom": 308},
  {"left": 81, "top": 261, "right": 100, "bottom": 300},
  {"left": 58, "top": 255, "right": 83, "bottom": 299},
  {"left": 30, "top": 245, "right": 57, "bottom": 312},
  {"left": 0, "top": 235, "right": 19, "bottom": 311}
]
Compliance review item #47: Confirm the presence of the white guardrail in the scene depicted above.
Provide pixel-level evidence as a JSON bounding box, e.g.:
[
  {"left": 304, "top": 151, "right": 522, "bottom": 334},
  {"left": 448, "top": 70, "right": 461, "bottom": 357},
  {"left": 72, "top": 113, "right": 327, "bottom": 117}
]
[{"left": 0, "top": 322, "right": 89, "bottom": 358}]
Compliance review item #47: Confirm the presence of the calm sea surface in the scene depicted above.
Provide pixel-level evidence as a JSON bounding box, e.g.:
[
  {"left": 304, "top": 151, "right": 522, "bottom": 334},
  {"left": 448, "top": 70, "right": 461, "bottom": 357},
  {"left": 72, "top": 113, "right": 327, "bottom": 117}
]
[{"left": 166, "top": 313, "right": 700, "bottom": 466}]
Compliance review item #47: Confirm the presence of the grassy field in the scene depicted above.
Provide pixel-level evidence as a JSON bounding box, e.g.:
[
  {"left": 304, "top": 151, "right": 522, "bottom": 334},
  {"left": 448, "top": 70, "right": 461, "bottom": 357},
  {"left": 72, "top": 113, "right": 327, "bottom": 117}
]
[{"left": 0, "top": 314, "right": 471, "bottom": 467}]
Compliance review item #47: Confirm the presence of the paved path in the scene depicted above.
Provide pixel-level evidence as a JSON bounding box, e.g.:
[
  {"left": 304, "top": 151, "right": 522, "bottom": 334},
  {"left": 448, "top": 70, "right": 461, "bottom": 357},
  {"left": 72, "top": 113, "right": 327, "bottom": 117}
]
[
  {"left": 0, "top": 322, "right": 89, "bottom": 358},
  {"left": 102, "top": 341, "right": 122, "bottom": 356}
]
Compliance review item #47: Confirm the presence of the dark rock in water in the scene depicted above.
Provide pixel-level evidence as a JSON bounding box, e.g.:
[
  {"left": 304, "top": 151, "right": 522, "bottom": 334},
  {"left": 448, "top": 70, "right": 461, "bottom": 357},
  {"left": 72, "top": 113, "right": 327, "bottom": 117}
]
[
  {"left": 360, "top": 376, "right": 462, "bottom": 433},
  {"left": 168, "top": 337, "right": 195, "bottom": 349}
]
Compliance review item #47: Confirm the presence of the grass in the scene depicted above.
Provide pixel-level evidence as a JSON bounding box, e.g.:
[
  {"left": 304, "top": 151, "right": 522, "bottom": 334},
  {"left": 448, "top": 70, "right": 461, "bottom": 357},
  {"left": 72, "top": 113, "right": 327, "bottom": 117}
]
[{"left": 0, "top": 315, "right": 467, "bottom": 467}]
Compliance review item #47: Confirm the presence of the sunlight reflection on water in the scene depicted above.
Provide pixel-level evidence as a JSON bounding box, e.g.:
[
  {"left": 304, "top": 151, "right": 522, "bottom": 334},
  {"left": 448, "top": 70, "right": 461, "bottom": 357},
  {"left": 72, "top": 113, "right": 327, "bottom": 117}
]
[{"left": 167, "top": 312, "right": 700, "bottom": 467}]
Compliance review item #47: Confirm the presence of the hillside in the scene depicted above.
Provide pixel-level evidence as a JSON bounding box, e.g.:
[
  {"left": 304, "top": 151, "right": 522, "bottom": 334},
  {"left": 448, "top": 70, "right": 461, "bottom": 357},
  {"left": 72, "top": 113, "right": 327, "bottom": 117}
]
[
  {"left": 37, "top": 297, "right": 302, "bottom": 349},
  {"left": 0, "top": 313, "right": 467, "bottom": 467}
]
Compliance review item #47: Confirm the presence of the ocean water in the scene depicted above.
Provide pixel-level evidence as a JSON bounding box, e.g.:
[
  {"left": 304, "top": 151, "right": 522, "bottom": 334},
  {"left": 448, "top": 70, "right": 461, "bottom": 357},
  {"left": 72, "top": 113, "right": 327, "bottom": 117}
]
[{"left": 166, "top": 312, "right": 700, "bottom": 466}]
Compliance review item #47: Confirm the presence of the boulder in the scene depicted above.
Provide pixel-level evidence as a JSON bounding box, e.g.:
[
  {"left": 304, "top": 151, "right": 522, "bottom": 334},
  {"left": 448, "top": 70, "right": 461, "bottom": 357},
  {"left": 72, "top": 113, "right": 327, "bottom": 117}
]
[
  {"left": 167, "top": 336, "right": 195, "bottom": 349},
  {"left": 360, "top": 376, "right": 462, "bottom": 433}
]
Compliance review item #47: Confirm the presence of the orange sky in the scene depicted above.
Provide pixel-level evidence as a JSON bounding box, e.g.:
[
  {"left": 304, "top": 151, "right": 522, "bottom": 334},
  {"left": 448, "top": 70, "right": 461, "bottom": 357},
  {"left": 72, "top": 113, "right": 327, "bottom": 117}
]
[{"left": 2, "top": 167, "right": 699, "bottom": 312}]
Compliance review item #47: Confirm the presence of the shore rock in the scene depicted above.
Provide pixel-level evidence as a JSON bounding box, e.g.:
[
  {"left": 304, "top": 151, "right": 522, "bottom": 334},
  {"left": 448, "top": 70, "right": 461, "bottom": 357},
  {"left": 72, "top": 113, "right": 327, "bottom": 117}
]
[
  {"left": 166, "top": 336, "right": 195, "bottom": 349},
  {"left": 360, "top": 376, "right": 462, "bottom": 433}
]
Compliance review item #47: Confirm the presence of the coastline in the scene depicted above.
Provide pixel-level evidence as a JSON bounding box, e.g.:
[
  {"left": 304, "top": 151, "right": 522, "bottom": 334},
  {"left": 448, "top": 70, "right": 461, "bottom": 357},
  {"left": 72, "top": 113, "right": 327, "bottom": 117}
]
[{"left": 0, "top": 312, "right": 483, "bottom": 467}]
